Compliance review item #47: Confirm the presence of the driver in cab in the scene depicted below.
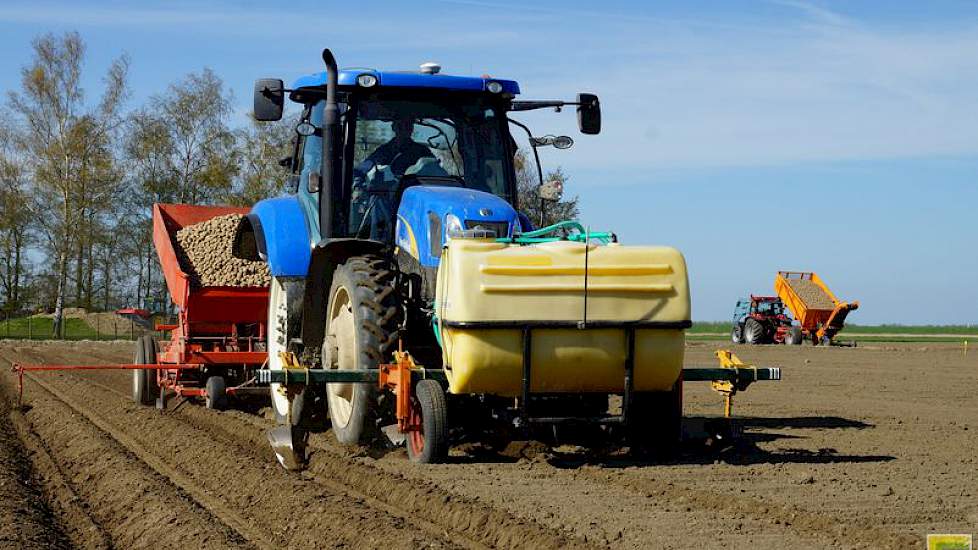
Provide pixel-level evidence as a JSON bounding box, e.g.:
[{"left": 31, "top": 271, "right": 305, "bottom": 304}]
[
  {"left": 351, "top": 118, "right": 437, "bottom": 240},
  {"left": 363, "top": 119, "right": 435, "bottom": 176}
]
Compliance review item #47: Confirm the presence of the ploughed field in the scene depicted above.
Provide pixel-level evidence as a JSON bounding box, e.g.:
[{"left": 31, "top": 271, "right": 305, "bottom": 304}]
[{"left": 0, "top": 340, "right": 974, "bottom": 549}]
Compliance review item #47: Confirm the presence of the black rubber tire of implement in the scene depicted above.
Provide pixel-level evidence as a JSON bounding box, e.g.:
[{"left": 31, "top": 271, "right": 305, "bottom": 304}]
[
  {"left": 205, "top": 376, "right": 227, "bottom": 410},
  {"left": 406, "top": 379, "right": 449, "bottom": 464},
  {"left": 743, "top": 318, "right": 766, "bottom": 345},
  {"left": 132, "top": 336, "right": 158, "bottom": 406},
  {"left": 627, "top": 379, "right": 683, "bottom": 457},
  {"left": 323, "top": 254, "right": 403, "bottom": 446},
  {"left": 787, "top": 325, "right": 803, "bottom": 345},
  {"left": 731, "top": 324, "right": 745, "bottom": 344}
]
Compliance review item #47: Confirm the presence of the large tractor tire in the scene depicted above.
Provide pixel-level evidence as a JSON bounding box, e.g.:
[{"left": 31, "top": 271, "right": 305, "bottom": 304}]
[
  {"left": 267, "top": 276, "right": 304, "bottom": 424},
  {"left": 132, "top": 335, "right": 158, "bottom": 406},
  {"left": 323, "top": 255, "right": 402, "bottom": 446},
  {"left": 786, "top": 325, "right": 803, "bottom": 345},
  {"left": 743, "top": 318, "right": 766, "bottom": 345},
  {"left": 731, "top": 324, "right": 745, "bottom": 344},
  {"left": 266, "top": 276, "right": 308, "bottom": 470},
  {"left": 627, "top": 379, "right": 683, "bottom": 456}
]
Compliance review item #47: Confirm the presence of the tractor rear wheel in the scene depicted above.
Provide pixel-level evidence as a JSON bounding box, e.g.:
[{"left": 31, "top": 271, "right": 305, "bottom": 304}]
[
  {"left": 731, "top": 324, "right": 745, "bottom": 344},
  {"left": 132, "top": 335, "right": 158, "bottom": 406},
  {"left": 787, "top": 325, "right": 803, "bottom": 345},
  {"left": 323, "top": 255, "right": 402, "bottom": 446},
  {"left": 743, "top": 318, "right": 766, "bottom": 345},
  {"left": 406, "top": 379, "right": 449, "bottom": 464}
]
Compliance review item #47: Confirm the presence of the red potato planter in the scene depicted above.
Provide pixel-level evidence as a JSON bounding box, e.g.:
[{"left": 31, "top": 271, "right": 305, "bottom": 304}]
[{"left": 145, "top": 203, "right": 270, "bottom": 410}]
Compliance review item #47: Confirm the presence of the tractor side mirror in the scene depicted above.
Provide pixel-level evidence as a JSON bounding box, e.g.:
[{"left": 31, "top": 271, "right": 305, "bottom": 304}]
[
  {"left": 577, "top": 93, "right": 601, "bottom": 135},
  {"left": 254, "top": 78, "right": 284, "bottom": 121},
  {"left": 538, "top": 179, "right": 564, "bottom": 202}
]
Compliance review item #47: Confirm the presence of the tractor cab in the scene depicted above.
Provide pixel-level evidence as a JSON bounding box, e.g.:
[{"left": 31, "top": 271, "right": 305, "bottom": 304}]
[
  {"left": 279, "top": 73, "right": 522, "bottom": 245},
  {"left": 253, "top": 57, "right": 598, "bottom": 256},
  {"left": 750, "top": 296, "right": 788, "bottom": 318}
]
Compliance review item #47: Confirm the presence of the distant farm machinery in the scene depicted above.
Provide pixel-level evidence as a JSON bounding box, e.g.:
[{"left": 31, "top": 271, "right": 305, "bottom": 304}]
[{"left": 733, "top": 271, "right": 859, "bottom": 346}]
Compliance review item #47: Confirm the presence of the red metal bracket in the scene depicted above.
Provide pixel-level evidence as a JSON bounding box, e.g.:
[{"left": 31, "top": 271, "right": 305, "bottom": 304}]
[{"left": 377, "top": 351, "right": 417, "bottom": 433}]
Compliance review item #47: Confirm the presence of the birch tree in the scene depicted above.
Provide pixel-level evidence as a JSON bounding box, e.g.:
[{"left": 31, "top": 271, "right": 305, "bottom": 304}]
[{"left": 6, "top": 31, "right": 128, "bottom": 334}]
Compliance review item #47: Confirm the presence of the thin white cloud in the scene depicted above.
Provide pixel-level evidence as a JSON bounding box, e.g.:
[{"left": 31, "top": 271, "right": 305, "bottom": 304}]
[{"left": 503, "top": 4, "right": 978, "bottom": 174}]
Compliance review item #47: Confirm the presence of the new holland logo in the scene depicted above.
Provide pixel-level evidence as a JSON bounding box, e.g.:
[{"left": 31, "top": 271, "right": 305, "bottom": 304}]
[{"left": 478, "top": 208, "right": 492, "bottom": 216}]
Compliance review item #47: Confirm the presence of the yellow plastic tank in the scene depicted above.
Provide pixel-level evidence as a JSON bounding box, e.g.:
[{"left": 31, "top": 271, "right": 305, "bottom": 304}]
[{"left": 436, "top": 237, "right": 690, "bottom": 396}]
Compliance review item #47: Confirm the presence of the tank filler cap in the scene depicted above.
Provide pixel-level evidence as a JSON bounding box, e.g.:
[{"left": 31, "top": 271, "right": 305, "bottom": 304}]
[{"left": 420, "top": 62, "right": 441, "bottom": 75}]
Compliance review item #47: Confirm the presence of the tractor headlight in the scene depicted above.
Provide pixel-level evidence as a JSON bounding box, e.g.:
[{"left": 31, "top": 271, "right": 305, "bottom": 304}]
[
  {"left": 444, "top": 213, "right": 463, "bottom": 240},
  {"left": 486, "top": 81, "right": 503, "bottom": 94},
  {"left": 357, "top": 73, "right": 378, "bottom": 87}
]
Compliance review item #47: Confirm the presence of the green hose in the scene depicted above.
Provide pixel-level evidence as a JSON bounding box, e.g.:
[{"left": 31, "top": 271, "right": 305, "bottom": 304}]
[
  {"left": 431, "top": 314, "right": 443, "bottom": 348},
  {"left": 496, "top": 220, "right": 615, "bottom": 245}
]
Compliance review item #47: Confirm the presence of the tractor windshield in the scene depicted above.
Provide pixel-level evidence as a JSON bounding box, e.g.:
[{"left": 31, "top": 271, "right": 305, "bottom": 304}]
[{"left": 347, "top": 95, "right": 512, "bottom": 239}]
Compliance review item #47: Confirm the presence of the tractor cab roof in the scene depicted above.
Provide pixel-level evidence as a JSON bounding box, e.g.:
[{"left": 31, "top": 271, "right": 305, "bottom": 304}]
[{"left": 290, "top": 68, "right": 520, "bottom": 100}]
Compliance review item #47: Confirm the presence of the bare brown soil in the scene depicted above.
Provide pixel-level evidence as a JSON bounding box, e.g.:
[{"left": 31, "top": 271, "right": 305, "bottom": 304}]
[{"left": 1, "top": 339, "right": 975, "bottom": 549}]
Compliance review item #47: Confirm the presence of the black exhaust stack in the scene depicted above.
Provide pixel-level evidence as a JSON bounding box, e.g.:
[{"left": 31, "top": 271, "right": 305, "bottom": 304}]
[{"left": 320, "top": 48, "right": 340, "bottom": 239}]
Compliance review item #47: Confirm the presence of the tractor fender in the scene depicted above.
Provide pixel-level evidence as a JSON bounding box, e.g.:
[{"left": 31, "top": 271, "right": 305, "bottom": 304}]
[
  {"left": 300, "top": 238, "right": 388, "bottom": 353},
  {"left": 234, "top": 196, "right": 314, "bottom": 277}
]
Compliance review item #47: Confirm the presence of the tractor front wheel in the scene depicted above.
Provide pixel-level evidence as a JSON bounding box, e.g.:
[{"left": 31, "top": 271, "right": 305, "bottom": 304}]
[
  {"left": 743, "top": 318, "right": 766, "bottom": 345},
  {"left": 323, "top": 255, "right": 402, "bottom": 446},
  {"left": 731, "top": 324, "right": 745, "bottom": 344}
]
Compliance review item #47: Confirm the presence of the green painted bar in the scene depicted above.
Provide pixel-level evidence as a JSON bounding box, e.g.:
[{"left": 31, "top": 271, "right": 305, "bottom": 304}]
[
  {"left": 258, "top": 369, "right": 448, "bottom": 384},
  {"left": 258, "top": 367, "right": 777, "bottom": 386}
]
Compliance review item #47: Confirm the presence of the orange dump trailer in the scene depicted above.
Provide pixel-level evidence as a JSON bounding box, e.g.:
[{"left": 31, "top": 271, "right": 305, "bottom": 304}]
[{"left": 774, "top": 271, "right": 858, "bottom": 345}]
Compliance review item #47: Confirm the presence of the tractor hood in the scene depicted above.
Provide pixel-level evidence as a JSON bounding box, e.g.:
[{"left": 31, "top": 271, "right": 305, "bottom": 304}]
[{"left": 395, "top": 186, "right": 519, "bottom": 269}]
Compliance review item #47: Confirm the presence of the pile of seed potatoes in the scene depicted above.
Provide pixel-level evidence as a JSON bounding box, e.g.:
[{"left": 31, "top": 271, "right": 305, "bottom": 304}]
[
  {"left": 174, "top": 214, "right": 270, "bottom": 288},
  {"left": 786, "top": 278, "right": 835, "bottom": 309}
]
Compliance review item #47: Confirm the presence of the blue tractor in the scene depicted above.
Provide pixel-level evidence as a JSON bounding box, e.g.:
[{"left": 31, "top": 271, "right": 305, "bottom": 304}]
[{"left": 239, "top": 49, "right": 605, "bottom": 467}]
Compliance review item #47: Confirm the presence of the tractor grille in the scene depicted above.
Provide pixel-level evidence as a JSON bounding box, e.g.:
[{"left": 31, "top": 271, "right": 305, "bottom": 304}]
[{"left": 464, "top": 220, "right": 508, "bottom": 238}]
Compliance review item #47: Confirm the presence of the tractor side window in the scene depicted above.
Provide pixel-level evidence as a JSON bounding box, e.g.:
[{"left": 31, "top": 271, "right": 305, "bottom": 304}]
[{"left": 299, "top": 101, "right": 324, "bottom": 177}]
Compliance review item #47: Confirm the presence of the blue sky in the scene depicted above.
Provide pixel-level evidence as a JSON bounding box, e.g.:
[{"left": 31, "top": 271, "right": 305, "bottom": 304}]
[{"left": 1, "top": 0, "right": 975, "bottom": 324}]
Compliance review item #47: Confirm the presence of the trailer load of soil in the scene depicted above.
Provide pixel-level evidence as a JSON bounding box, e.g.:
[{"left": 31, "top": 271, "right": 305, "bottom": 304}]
[
  {"left": 174, "top": 214, "right": 270, "bottom": 288},
  {"left": 785, "top": 278, "right": 835, "bottom": 309}
]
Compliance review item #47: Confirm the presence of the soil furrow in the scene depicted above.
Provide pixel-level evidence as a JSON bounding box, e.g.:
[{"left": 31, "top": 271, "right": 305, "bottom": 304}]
[
  {"left": 0, "top": 372, "right": 254, "bottom": 549},
  {"left": 3, "top": 393, "right": 112, "bottom": 550},
  {"left": 20, "top": 372, "right": 267, "bottom": 549},
  {"left": 14, "top": 364, "right": 459, "bottom": 550},
  {"left": 0, "top": 389, "right": 73, "bottom": 549},
  {"left": 62, "top": 366, "right": 594, "bottom": 550}
]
